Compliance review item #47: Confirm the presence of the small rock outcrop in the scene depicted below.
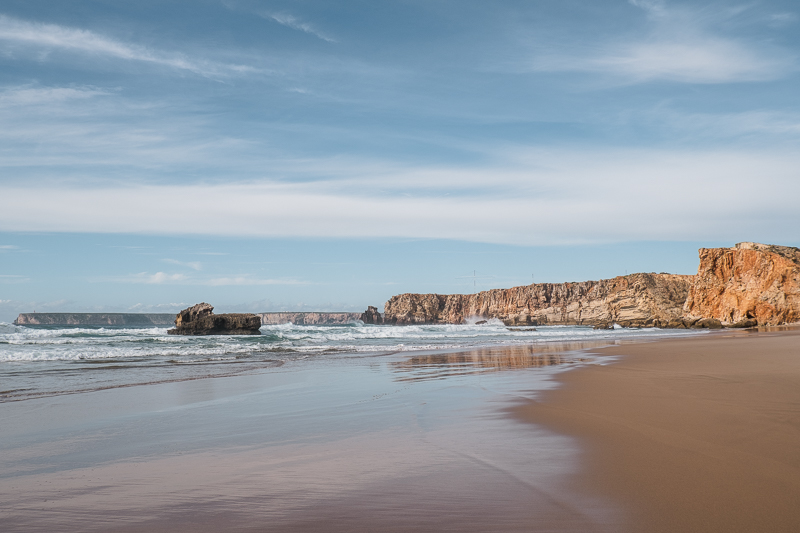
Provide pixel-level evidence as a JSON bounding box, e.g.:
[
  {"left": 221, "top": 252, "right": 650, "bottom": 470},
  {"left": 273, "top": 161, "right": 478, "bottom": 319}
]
[
  {"left": 168, "top": 303, "right": 261, "bottom": 335},
  {"left": 360, "top": 306, "right": 384, "bottom": 325},
  {"left": 684, "top": 242, "right": 800, "bottom": 326},
  {"left": 384, "top": 273, "right": 694, "bottom": 327}
]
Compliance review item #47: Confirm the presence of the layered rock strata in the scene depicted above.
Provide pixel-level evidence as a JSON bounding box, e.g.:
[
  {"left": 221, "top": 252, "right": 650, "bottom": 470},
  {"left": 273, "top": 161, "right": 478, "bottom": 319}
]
[
  {"left": 684, "top": 242, "right": 800, "bottom": 326},
  {"left": 384, "top": 273, "right": 694, "bottom": 327},
  {"left": 168, "top": 303, "right": 261, "bottom": 335}
]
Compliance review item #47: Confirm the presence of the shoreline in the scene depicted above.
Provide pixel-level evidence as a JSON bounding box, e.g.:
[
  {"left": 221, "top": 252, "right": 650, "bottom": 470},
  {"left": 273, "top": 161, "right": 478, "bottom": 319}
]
[
  {"left": 513, "top": 326, "right": 800, "bottom": 532},
  {"left": 0, "top": 338, "right": 615, "bottom": 532}
]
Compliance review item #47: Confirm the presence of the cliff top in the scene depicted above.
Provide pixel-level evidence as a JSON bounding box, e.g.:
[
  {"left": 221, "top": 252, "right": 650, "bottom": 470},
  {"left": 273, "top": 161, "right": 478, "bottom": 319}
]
[{"left": 734, "top": 242, "right": 800, "bottom": 263}]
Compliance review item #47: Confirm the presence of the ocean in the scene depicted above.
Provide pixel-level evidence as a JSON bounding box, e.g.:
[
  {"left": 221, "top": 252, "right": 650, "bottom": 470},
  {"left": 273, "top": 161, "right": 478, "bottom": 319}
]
[{"left": 0, "top": 321, "right": 702, "bottom": 403}]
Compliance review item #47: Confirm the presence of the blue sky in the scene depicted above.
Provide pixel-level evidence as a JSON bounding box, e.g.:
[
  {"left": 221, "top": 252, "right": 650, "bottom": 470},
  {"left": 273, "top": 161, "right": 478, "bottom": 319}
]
[{"left": 1, "top": 0, "right": 799, "bottom": 320}]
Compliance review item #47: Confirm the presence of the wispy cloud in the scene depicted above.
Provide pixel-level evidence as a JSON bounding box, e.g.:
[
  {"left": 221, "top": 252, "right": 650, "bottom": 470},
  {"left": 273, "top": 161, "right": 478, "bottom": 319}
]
[
  {"left": 589, "top": 40, "right": 786, "bottom": 83},
  {"left": 0, "top": 14, "right": 257, "bottom": 77},
  {"left": 128, "top": 302, "right": 189, "bottom": 312},
  {"left": 0, "top": 85, "right": 110, "bottom": 106},
  {"left": 204, "top": 277, "right": 308, "bottom": 286},
  {"left": 263, "top": 12, "right": 336, "bottom": 43},
  {"left": 530, "top": 2, "right": 795, "bottom": 83},
  {"left": 628, "top": 0, "right": 667, "bottom": 19},
  {"left": 164, "top": 258, "right": 202, "bottom": 271},
  {"left": 96, "top": 271, "right": 304, "bottom": 286},
  {"left": 0, "top": 274, "right": 29, "bottom": 283},
  {"left": 647, "top": 108, "right": 800, "bottom": 138},
  {"left": 0, "top": 245, "right": 18, "bottom": 250},
  {"left": 111, "top": 272, "right": 188, "bottom": 284},
  {"left": 767, "top": 12, "right": 798, "bottom": 27}
]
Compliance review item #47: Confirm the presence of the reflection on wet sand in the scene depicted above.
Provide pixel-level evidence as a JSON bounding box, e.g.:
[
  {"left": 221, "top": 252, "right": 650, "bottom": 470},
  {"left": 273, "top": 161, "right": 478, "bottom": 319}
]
[{"left": 391, "top": 341, "right": 617, "bottom": 382}]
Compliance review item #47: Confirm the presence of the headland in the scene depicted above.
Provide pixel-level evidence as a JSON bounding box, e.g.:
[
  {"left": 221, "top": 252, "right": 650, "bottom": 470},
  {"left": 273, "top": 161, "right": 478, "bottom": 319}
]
[
  {"left": 13, "top": 312, "right": 175, "bottom": 327},
  {"left": 384, "top": 242, "right": 800, "bottom": 328}
]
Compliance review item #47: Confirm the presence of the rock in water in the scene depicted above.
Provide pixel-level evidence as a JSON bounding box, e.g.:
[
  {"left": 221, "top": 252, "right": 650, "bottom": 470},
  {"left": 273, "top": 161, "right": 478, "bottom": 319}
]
[
  {"left": 360, "top": 306, "right": 384, "bottom": 325},
  {"left": 168, "top": 303, "right": 261, "bottom": 335},
  {"left": 684, "top": 242, "right": 800, "bottom": 326}
]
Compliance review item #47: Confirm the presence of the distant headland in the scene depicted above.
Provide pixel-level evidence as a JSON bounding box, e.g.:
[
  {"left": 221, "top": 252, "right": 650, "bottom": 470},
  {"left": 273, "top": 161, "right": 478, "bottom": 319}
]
[{"left": 13, "top": 313, "right": 175, "bottom": 327}]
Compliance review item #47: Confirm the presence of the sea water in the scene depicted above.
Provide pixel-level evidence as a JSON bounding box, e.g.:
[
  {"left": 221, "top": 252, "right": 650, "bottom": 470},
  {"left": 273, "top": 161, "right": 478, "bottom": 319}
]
[
  {"left": 0, "top": 321, "right": 702, "bottom": 402},
  {"left": 0, "top": 322, "right": 706, "bottom": 531}
]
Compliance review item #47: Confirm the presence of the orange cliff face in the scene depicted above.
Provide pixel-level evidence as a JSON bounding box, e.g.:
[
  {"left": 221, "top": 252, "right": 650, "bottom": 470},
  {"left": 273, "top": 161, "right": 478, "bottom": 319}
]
[{"left": 684, "top": 243, "right": 800, "bottom": 326}]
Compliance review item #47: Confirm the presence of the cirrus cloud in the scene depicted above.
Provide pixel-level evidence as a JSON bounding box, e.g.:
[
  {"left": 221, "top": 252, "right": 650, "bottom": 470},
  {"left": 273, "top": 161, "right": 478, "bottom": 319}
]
[{"left": 0, "top": 14, "right": 258, "bottom": 77}]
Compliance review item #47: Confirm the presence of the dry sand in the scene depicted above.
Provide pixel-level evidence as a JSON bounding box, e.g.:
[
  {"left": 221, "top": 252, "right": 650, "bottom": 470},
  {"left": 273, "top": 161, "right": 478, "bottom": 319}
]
[{"left": 515, "top": 327, "right": 800, "bottom": 533}]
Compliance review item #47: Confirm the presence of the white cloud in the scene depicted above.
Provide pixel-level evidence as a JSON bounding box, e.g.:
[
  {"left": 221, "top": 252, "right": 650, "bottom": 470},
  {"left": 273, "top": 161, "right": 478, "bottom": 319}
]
[
  {"left": 264, "top": 12, "right": 336, "bottom": 43},
  {"left": 587, "top": 38, "right": 787, "bottom": 83},
  {"left": 1, "top": 147, "right": 798, "bottom": 246},
  {"left": 0, "top": 14, "right": 256, "bottom": 77},
  {"left": 531, "top": 2, "right": 795, "bottom": 83}
]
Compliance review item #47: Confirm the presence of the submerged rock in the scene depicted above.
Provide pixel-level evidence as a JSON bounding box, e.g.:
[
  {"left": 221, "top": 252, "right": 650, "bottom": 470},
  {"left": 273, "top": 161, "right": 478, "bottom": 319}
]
[{"left": 168, "top": 303, "right": 261, "bottom": 335}]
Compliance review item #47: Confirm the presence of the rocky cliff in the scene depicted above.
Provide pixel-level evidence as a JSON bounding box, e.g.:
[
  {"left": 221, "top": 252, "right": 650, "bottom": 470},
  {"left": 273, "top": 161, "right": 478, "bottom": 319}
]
[
  {"left": 258, "top": 312, "right": 362, "bottom": 325},
  {"left": 168, "top": 303, "right": 261, "bottom": 335},
  {"left": 684, "top": 242, "right": 800, "bottom": 326},
  {"left": 384, "top": 273, "right": 694, "bottom": 327},
  {"left": 13, "top": 313, "right": 175, "bottom": 326}
]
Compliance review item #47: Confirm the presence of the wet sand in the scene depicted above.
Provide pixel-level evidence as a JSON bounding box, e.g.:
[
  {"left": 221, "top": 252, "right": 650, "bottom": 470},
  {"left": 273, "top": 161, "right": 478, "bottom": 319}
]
[
  {"left": 0, "top": 344, "right": 619, "bottom": 532},
  {"left": 515, "top": 327, "right": 800, "bottom": 533}
]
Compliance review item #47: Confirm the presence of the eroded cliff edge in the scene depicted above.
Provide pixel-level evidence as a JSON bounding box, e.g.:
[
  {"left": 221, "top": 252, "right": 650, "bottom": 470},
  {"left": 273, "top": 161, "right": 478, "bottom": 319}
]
[
  {"left": 385, "top": 273, "right": 694, "bottom": 327},
  {"left": 684, "top": 242, "right": 800, "bottom": 326}
]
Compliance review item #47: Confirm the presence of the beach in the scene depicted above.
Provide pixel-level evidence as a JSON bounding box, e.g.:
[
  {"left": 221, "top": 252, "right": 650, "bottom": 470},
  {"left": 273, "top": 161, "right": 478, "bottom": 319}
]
[
  {"left": 517, "top": 326, "right": 800, "bottom": 533},
  {"left": 2, "top": 325, "right": 798, "bottom": 531}
]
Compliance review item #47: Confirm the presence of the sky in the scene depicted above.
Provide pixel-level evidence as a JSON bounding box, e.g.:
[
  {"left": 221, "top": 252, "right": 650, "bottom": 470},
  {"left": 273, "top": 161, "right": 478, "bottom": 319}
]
[{"left": 1, "top": 0, "right": 799, "bottom": 321}]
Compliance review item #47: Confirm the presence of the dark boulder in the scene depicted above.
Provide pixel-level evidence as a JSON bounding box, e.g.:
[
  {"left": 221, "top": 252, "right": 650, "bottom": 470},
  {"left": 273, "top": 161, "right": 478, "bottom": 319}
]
[
  {"left": 168, "top": 303, "right": 261, "bottom": 335},
  {"left": 692, "top": 318, "right": 723, "bottom": 329},
  {"left": 728, "top": 318, "right": 759, "bottom": 328}
]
